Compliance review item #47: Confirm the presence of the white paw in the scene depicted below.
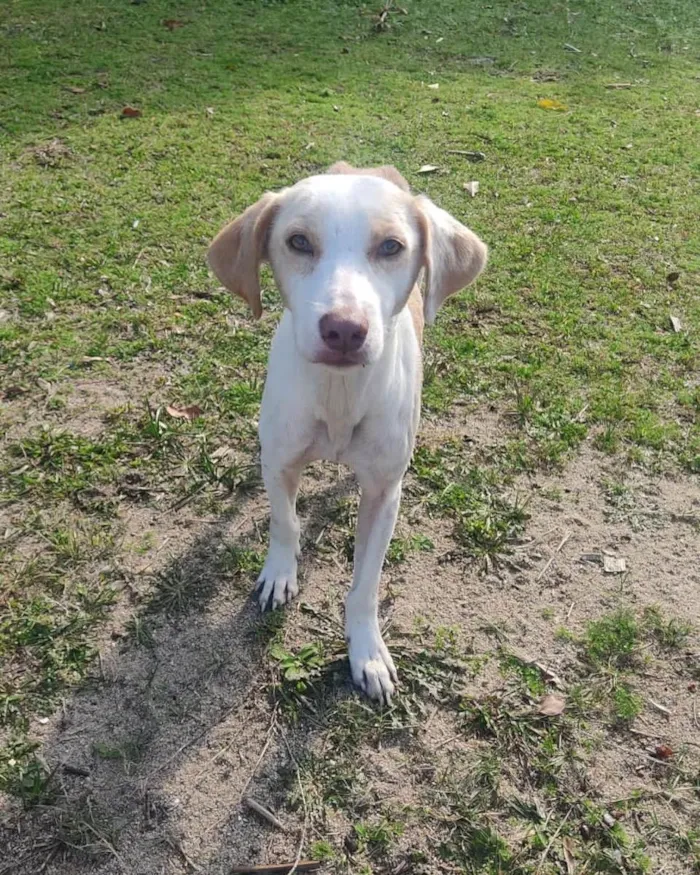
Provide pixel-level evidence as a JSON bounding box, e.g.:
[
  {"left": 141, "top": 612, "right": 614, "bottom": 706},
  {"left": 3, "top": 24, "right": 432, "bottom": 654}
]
[
  {"left": 256, "top": 545, "right": 299, "bottom": 611},
  {"left": 346, "top": 622, "right": 398, "bottom": 706}
]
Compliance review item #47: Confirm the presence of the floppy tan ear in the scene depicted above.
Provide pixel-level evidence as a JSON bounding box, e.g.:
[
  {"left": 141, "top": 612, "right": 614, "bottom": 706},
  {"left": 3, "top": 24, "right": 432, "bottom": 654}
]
[
  {"left": 326, "top": 161, "right": 410, "bottom": 192},
  {"left": 207, "top": 192, "right": 279, "bottom": 319},
  {"left": 416, "top": 195, "right": 488, "bottom": 324}
]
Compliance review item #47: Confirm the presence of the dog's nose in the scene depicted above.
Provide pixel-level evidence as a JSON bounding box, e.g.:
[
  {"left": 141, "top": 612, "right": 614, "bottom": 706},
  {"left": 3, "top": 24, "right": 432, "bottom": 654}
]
[{"left": 319, "top": 312, "right": 368, "bottom": 354}]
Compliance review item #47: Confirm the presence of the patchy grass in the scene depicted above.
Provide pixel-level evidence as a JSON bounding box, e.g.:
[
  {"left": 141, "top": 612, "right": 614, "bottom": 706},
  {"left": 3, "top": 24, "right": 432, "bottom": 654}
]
[
  {"left": 271, "top": 607, "right": 697, "bottom": 874},
  {"left": 1, "top": 0, "right": 699, "bottom": 871}
]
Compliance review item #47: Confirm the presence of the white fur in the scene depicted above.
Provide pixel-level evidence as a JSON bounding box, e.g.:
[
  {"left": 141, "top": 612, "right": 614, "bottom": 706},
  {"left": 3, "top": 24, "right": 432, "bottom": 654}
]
[{"left": 209, "top": 169, "right": 487, "bottom": 704}]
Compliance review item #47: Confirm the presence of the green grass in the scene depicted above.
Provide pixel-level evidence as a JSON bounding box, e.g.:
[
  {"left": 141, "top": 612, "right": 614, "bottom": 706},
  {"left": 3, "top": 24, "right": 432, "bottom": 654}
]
[{"left": 1, "top": 0, "right": 699, "bottom": 870}]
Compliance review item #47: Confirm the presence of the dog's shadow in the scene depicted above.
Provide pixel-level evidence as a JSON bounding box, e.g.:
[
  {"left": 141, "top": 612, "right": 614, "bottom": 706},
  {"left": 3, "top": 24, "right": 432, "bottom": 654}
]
[{"left": 3, "top": 470, "right": 364, "bottom": 875}]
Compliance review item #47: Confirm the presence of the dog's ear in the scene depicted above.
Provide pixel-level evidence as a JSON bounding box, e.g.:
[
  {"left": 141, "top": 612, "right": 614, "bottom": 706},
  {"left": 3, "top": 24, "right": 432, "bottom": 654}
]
[
  {"left": 415, "top": 196, "right": 487, "bottom": 324},
  {"left": 326, "top": 161, "right": 410, "bottom": 192},
  {"left": 207, "top": 192, "right": 279, "bottom": 319}
]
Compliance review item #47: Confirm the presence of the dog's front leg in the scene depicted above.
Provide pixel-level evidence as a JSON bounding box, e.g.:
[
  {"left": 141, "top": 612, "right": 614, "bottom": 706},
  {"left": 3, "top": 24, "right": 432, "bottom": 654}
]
[
  {"left": 256, "top": 458, "right": 302, "bottom": 611},
  {"left": 345, "top": 477, "right": 402, "bottom": 705}
]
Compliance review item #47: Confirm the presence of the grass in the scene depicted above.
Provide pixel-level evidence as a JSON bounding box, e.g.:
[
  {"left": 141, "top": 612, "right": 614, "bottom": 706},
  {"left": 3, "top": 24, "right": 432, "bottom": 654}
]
[
  {"left": 1, "top": 0, "right": 699, "bottom": 871},
  {"left": 276, "top": 608, "right": 694, "bottom": 874}
]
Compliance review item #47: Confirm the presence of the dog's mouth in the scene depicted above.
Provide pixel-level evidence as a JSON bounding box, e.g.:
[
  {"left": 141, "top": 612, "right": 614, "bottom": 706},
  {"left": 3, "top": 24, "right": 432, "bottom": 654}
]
[{"left": 311, "top": 350, "right": 367, "bottom": 368}]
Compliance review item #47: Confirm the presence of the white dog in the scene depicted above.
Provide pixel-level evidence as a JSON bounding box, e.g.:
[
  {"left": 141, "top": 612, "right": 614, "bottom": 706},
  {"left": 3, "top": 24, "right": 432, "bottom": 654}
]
[{"left": 208, "top": 163, "right": 487, "bottom": 704}]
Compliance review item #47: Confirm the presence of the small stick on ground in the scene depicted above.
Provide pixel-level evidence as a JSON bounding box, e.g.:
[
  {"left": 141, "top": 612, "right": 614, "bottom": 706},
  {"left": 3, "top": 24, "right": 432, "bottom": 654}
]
[
  {"left": 239, "top": 705, "right": 279, "bottom": 802},
  {"left": 649, "top": 698, "right": 672, "bottom": 717},
  {"left": 166, "top": 837, "right": 203, "bottom": 872},
  {"left": 62, "top": 762, "right": 90, "bottom": 777},
  {"left": 536, "top": 808, "right": 572, "bottom": 872},
  {"left": 244, "top": 797, "right": 287, "bottom": 832},
  {"left": 231, "top": 863, "right": 321, "bottom": 874},
  {"left": 536, "top": 531, "right": 572, "bottom": 582},
  {"left": 281, "top": 733, "right": 310, "bottom": 875}
]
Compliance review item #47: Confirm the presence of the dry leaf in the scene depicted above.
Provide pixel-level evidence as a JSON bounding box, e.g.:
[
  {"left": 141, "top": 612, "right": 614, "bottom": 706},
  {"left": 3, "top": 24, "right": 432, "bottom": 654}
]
[
  {"left": 163, "top": 19, "right": 186, "bottom": 30},
  {"left": 669, "top": 315, "right": 682, "bottom": 333},
  {"left": 537, "top": 98, "right": 568, "bottom": 111},
  {"left": 417, "top": 164, "right": 439, "bottom": 174},
  {"left": 603, "top": 555, "right": 626, "bottom": 574},
  {"left": 562, "top": 837, "right": 576, "bottom": 874},
  {"left": 653, "top": 743, "right": 674, "bottom": 760},
  {"left": 210, "top": 446, "right": 234, "bottom": 461},
  {"left": 166, "top": 404, "right": 203, "bottom": 421},
  {"left": 538, "top": 693, "right": 566, "bottom": 716},
  {"left": 66, "top": 86, "right": 86, "bottom": 94},
  {"left": 427, "top": 83, "right": 439, "bottom": 89},
  {"left": 82, "top": 356, "right": 107, "bottom": 363},
  {"left": 121, "top": 106, "right": 142, "bottom": 118},
  {"left": 564, "top": 43, "right": 581, "bottom": 53},
  {"left": 533, "top": 661, "right": 563, "bottom": 687},
  {"left": 464, "top": 180, "right": 479, "bottom": 197},
  {"left": 36, "top": 378, "right": 53, "bottom": 394}
]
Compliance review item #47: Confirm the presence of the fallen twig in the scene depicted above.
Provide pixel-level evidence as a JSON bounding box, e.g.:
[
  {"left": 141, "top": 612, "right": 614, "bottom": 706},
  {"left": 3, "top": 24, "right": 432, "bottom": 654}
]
[
  {"left": 231, "top": 863, "right": 321, "bottom": 874},
  {"left": 648, "top": 698, "right": 672, "bottom": 717},
  {"left": 446, "top": 149, "right": 486, "bottom": 161},
  {"left": 166, "top": 837, "right": 203, "bottom": 872},
  {"left": 536, "top": 531, "right": 572, "bottom": 582},
  {"left": 536, "top": 808, "right": 572, "bottom": 872},
  {"left": 62, "top": 762, "right": 90, "bottom": 777},
  {"left": 166, "top": 481, "right": 207, "bottom": 513},
  {"left": 244, "top": 797, "right": 287, "bottom": 832},
  {"left": 281, "top": 733, "right": 309, "bottom": 875},
  {"left": 239, "top": 705, "right": 279, "bottom": 801}
]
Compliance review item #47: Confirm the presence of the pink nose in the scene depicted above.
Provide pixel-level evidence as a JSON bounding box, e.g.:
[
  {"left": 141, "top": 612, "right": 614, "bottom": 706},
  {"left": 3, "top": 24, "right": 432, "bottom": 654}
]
[{"left": 319, "top": 312, "right": 368, "bottom": 354}]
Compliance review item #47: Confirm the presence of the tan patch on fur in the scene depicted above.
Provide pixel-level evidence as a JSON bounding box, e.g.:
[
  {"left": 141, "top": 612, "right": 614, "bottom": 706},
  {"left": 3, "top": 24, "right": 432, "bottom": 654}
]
[
  {"left": 414, "top": 195, "right": 487, "bottom": 324},
  {"left": 407, "top": 284, "right": 424, "bottom": 346},
  {"left": 207, "top": 193, "right": 280, "bottom": 319},
  {"left": 326, "top": 161, "right": 410, "bottom": 192}
]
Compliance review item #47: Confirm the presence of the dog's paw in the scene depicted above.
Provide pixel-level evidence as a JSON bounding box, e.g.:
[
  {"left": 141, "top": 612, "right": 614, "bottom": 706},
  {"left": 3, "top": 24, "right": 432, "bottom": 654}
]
[
  {"left": 347, "top": 624, "right": 398, "bottom": 706},
  {"left": 256, "top": 548, "right": 299, "bottom": 611}
]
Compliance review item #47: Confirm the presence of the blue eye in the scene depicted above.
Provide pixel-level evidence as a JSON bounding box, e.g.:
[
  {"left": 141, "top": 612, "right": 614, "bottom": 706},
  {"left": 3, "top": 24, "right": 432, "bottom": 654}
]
[
  {"left": 288, "top": 233, "right": 314, "bottom": 254},
  {"left": 378, "top": 238, "right": 403, "bottom": 257}
]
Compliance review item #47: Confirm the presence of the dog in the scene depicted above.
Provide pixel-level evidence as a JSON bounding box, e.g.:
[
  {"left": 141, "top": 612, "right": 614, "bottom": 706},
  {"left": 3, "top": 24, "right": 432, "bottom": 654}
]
[{"left": 208, "top": 162, "right": 487, "bottom": 704}]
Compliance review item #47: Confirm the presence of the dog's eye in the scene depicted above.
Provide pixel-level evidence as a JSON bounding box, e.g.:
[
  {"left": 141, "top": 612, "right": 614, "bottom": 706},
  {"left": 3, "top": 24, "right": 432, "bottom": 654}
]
[
  {"left": 288, "top": 233, "right": 314, "bottom": 254},
  {"left": 378, "top": 238, "right": 403, "bottom": 257}
]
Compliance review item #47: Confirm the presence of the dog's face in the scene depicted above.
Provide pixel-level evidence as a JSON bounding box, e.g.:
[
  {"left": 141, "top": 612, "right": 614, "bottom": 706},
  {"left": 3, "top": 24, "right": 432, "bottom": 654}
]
[
  {"left": 266, "top": 173, "right": 424, "bottom": 367},
  {"left": 208, "top": 164, "right": 487, "bottom": 368}
]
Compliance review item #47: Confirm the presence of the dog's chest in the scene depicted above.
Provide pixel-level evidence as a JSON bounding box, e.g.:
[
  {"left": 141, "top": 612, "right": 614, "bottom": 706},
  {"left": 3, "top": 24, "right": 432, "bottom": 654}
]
[{"left": 310, "top": 384, "right": 365, "bottom": 462}]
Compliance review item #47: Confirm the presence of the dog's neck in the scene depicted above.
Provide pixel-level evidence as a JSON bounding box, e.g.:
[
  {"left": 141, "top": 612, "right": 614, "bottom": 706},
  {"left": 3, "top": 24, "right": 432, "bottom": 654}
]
[{"left": 307, "top": 316, "right": 402, "bottom": 448}]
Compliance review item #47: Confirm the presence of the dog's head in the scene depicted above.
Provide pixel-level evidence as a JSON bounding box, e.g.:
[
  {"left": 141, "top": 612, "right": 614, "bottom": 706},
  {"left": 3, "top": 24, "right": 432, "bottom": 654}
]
[{"left": 207, "top": 163, "right": 487, "bottom": 368}]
